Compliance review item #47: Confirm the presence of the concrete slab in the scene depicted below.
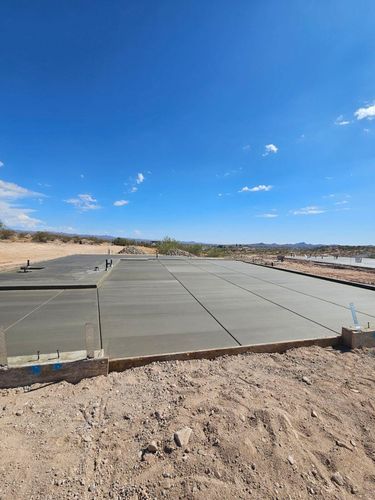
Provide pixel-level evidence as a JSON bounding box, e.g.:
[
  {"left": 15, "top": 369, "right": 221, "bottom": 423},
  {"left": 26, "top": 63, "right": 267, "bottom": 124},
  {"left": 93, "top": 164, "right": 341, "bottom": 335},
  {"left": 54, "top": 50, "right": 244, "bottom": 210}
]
[
  {"left": 2, "top": 289, "right": 100, "bottom": 357},
  {"left": 0, "top": 254, "right": 117, "bottom": 289},
  {"left": 1, "top": 254, "right": 374, "bottom": 362},
  {"left": 205, "top": 260, "right": 375, "bottom": 320},
  {"left": 98, "top": 260, "right": 237, "bottom": 358}
]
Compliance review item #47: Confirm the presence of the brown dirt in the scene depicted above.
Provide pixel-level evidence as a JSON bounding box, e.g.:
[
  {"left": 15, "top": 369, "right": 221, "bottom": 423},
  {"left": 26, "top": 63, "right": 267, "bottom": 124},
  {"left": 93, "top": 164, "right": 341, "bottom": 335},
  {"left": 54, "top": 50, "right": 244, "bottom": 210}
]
[
  {"left": 0, "top": 241, "right": 155, "bottom": 272},
  {"left": 1, "top": 346, "right": 375, "bottom": 499},
  {"left": 238, "top": 255, "right": 375, "bottom": 286}
]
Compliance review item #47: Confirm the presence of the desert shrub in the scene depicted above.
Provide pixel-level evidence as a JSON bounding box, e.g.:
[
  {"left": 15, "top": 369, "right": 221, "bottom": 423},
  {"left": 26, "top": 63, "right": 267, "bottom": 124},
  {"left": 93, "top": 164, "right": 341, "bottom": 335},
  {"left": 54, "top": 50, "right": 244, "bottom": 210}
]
[
  {"left": 157, "top": 237, "right": 203, "bottom": 256},
  {"left": 0, "top": 228, "right": 16, "bottom": 240},
  {"left": 205, "top": 247, "right": 228, "bottom": 258},
  {"left": 31, "top": 232, "right": 48, "bottom": 243},
  {"left": 113, "top": 237, "right": 135, "bottom": 246}
]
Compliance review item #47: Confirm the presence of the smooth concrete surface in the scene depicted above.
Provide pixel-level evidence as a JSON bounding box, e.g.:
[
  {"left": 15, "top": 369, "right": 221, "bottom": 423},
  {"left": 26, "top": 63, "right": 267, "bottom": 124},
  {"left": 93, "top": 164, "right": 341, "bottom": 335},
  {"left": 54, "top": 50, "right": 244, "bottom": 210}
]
[
  {"left": 2, "top": 289, "right": 100, "bottom": 356},
  {"left": 98, "top": 260, "right": 237, "bottom": 358},
  {"left": 0, "top": 254, "right": 116, "bottom": 288},
  {"left": 1, "top": 255, "right": 374, "bottom": 360}
]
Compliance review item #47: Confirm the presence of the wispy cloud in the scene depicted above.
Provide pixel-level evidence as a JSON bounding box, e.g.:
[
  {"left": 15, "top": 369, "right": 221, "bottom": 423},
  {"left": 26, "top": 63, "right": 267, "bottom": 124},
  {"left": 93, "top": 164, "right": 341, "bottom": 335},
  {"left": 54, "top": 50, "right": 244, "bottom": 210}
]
[
  {"left": 292, "top": 206, "right": 325, "bottom": 215},
  {"left": 0, "top": 161, "right": 4, "bottom": 168},
  {"left": 334, "top": 115, "right": 350, "bottom": 126},
  {"left": 113, "top": 200, "right": 129, "bottom": 207},
  {"left": 242, "top": 144, "right": 251, "bottom": 151},
  {"left": 0, "top": 179, "right": 44, "bottom": 228},
  {"left": 257, "top": 213, "right": 278, "bottom": 218},
  {"left": 65, "top": 194, "right": 100, "bottom": 211},
  {"left": 0, "top": 179, "right": 42, "bottom": 200},
  {"left": 334, "top": 200, "right": 348, "bottom": 206},
  {"left": 130, "top": 186, "right": 138, "bottom": 193},
  {"left": 136, "top": 172, "right": 145, "bottom": 184},
  {"left": 262, "top": 144, "right": 278, "bottom": 156},
  {"left": 354, "top": 103, "right": 375, "bottom": 120},
  {"left": 239, "top": 184, "right": 273, "bottom": 193}
]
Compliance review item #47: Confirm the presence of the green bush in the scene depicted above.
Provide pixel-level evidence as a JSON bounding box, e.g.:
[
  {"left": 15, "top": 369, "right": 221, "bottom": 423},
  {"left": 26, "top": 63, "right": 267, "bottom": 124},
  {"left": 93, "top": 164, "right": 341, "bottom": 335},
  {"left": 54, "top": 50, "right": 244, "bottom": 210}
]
[
  {"left": 156, "top": 236, "right": 203, "bottom": 256},
  {"left": 31, "top": 231, "right": 51, "bottom": 243},
  {"left": 113, "top": 237, "right": 135, "bottom": 246},
  {"left": 205, "top": 247, "right": 228, "bottom": 258},
  {"left": 0, "top": 228, "right": 16, "bottom": 240}
]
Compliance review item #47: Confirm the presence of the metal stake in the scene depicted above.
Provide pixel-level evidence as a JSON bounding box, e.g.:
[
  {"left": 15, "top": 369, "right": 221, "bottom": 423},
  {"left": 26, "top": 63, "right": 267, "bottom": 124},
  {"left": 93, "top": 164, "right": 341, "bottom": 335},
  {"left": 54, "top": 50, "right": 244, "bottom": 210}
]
[{"left": 0, "top": 326, "right": 7, "bottom": 367}]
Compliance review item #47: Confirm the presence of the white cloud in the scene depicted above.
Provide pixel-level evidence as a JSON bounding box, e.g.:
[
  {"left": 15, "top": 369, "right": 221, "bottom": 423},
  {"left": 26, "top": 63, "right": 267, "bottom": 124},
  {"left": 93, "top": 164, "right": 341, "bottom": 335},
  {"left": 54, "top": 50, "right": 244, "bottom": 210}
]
[
  {"left": 242, "top": 144, "right": 251, "bottom": 151},
  {"left": 113, "top": 200, "right": 129, "bottom": 207},
  {"left": 334, "top": 200, "right": 349, "bottom": 206},
  {"left": 130, "top": 186, "right": 138, "bottom": 193},
  {"left": 65, "top": 193, "right": 100, "bottom": 211},
  {"left": 257, "top": 213, "right": 278, "bottom": 218},
  {"left": 354, "top": 103, "right": 375, "bottom": 120},
  {"left": 136, "top": 172, "right": 145, "bottom": 184},
  {"left": 0, "top": 161, "right": 4, "bottom": 167},
  {"left": 334, "top": 115, "right": 350, "bottom": 126},
  {"left": 0, "top": 179, "right": 44, "bottom": 228},
  {"left": 0, "top": 179, "right": 42, "bottom": 199},
  {"left": 0, "top": 201, "right": 42, "bottom": 228},
  {"left": 239, "top": 184, "right": 273, "bottom": 193},
  {"left": 263, "top": 144, "right": 278, "bottom": 156},
  {"left": 292, "top": 206, "right": 325, "bottom": 215}
]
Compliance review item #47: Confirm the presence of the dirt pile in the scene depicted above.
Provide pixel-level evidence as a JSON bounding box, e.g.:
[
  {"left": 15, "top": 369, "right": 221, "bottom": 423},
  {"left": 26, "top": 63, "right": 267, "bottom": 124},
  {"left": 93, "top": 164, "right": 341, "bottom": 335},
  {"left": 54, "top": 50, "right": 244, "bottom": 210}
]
[
  {"left": 118, "top": 246, "right": 150, "bottom": 255},
  {"left": 1, "top": 346, "right": 374, "bottom": 499},
  {"left": 163, "top": 249, "right": 194, "bottom": 257}
]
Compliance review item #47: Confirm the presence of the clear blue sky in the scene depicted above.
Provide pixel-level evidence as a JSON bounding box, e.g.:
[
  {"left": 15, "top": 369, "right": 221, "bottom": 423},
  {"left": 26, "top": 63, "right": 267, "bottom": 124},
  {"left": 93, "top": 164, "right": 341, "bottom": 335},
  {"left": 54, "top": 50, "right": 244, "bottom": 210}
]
[{"left": 0, "top": 1, "right": 374, "bottom": 244}]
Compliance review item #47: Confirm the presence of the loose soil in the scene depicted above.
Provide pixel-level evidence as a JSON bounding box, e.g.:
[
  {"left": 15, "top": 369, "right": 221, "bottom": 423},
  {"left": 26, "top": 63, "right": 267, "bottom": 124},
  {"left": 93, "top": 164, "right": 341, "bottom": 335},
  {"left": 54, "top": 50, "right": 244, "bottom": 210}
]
[{"left": 1, "top": 346, "right": 374, "bottom": 499}]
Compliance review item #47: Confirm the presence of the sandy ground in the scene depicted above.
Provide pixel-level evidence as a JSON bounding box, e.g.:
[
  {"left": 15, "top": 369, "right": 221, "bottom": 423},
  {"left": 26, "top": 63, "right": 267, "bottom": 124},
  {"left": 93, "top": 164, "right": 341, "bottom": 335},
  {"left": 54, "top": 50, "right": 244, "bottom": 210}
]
[
  {"left": 0, "top": 242, "right": 154, "bottom": 272},
  {"left": 238, "top": 255, "right": 375, "bottom": 286},
  {"left": 1, "top": 346, "right": 374, "bottom": 499}
]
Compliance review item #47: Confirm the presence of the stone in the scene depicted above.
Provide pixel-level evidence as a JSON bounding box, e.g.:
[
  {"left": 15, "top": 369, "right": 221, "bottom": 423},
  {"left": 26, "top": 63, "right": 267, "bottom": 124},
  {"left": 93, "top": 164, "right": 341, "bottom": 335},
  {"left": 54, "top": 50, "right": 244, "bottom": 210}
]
[
  {"left": 302, "top": 376, "right": 312, "bottom": 385},
  {"left": 174, "top": 427, "right": 192, "bottom": 447},
  {"left": 331, "top": 472, "right": 344, "bottom": 486},
  {"left": 336, "top": 440, "right": 352, "bottom": 451},
  {"left": 311, "top": 410, "right": 318, "bottom": 418},
  {"left": 147, "top": 441, "right": 158, "bottom": 453},
  {"left": 288, "top": 455, "right": 295, "bottom": 465}
]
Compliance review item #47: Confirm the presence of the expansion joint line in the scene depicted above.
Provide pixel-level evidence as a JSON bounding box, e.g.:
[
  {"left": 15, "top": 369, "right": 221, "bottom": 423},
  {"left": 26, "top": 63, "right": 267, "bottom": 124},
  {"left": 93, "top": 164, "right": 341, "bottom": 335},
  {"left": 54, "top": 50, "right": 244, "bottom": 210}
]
[
  {"left": 214, "top": 260, "right": 375, "bottom": 320},
  {"left": 4, "top": 289, "right": 65, "bottom": 333},
  {"left": 188, "top": 260, "right": 339, "bottom": 335},
  {"left": 157, "top": 259, "right": 242, "bottom": 346}
]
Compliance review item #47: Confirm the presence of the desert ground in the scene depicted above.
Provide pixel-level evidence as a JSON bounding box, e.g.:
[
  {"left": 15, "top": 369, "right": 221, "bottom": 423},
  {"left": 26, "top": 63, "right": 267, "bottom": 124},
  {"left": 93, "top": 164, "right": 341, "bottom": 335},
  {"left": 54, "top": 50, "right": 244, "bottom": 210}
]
[{"left": 0, "top": 346, "right": 374, "bottom": 499}]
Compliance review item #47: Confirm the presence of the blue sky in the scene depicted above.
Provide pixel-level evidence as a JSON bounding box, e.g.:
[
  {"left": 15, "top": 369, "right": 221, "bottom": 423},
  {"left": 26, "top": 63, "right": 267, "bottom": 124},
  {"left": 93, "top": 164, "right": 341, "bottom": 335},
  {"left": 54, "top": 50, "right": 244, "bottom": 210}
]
[{"left": 0, "top": 1, "right": 374, "bottom": 244}]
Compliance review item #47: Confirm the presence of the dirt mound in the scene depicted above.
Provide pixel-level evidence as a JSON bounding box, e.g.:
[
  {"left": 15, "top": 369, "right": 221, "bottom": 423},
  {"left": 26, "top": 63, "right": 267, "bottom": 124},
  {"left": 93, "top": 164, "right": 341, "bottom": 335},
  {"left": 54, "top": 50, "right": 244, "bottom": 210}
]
[
  {"left": 163, "top": 248, "right": 194, "bottom": 257},
  {"left": 118, "top": 246, "right": 149, "bottom": 255},
  {"left": 1, "top": 346, "right": 374, "bottom": 499}
]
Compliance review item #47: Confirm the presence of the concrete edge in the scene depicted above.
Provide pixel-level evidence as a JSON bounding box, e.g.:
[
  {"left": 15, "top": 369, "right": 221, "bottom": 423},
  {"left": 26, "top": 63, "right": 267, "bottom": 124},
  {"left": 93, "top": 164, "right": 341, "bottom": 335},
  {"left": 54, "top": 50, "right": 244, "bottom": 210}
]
[
  {"left": 0, "top": 255, "right": 122, "bottom": 291},
  {"left": 0, "top": 284, "right": 98, "bottom": 291},
  {"left": 108, "top": 335, "right": 341, "bottom": 372},
  {"left": 0, "top": 357, "right": 109, "bottom": 389},
  {"left": 240, "top": 260, "right": 375, "bottom": 291}
]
